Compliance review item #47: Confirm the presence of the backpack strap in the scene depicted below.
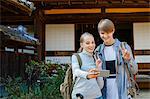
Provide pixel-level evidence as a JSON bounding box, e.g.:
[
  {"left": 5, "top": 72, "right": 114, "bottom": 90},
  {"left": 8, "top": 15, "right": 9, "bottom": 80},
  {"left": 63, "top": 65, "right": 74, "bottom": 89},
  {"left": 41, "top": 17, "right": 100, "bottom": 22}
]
[
  {"left": 95, "top": 44, "right": 102, "bottom": 53},
  {"left": 124, "top": 60, "right": 140, "bottom": 95},
  {"left": 120, "top": 42, "right": 139, "bottom": 92},
  {"left": 120, "top": 42, "right": 132, "bottom": 78},
  {"left": 73, "top": 53, "right": 82, "bottom": 68},
  {"left": 120, "top": 42, "right": 127, "bottom": 51},
  {"left": 72, "top": 53, "right": 82, "bottom": 86},
  {"left": 98, "top": 44, "right": 102, "bottom": 52}
]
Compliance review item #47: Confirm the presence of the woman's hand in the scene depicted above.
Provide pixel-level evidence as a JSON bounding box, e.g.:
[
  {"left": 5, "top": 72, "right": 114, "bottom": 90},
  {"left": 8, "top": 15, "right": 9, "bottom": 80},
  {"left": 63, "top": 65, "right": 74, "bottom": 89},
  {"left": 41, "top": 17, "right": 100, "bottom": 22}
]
[
  {"left": 96, "top": 58, "right": 102, "bottom": 70},
  {"left": 87, "top": 68, "right": 100, "bottom": 79}
]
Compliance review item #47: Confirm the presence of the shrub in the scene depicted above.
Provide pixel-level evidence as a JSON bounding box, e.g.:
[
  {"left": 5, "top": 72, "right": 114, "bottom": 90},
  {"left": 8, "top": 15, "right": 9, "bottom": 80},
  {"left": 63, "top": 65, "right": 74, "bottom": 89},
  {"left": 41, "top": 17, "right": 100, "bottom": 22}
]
[{"left": 2, "top": 60, "right": 68, "bottom": 99}]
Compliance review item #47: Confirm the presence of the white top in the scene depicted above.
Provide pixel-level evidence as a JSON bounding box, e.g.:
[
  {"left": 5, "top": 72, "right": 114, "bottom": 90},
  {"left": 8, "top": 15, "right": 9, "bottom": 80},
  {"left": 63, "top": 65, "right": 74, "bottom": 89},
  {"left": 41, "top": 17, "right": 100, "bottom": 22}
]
[
  {"left": 104, "top": 45, "right": 119, "bottom": 99},
  {"left": 71, "top": 49, "right": 104, "bottom": 99},
  {"left": 104, "top": 45, "right": 116, "bottom": 61}
]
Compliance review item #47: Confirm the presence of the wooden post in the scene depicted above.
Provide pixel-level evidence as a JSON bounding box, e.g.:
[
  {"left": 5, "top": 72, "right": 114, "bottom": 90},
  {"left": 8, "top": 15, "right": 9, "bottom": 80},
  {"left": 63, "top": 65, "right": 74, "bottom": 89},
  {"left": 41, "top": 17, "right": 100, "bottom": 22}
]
[{"left": 34, "top": 9, "right": 45, "bottom": 61}]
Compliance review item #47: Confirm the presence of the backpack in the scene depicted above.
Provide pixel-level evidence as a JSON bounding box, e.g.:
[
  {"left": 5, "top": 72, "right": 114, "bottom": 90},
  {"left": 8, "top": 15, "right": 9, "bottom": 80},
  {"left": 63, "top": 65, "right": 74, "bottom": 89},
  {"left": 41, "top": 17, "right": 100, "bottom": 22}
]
[
  {"left": 60, "top": 53, "right": 82, "bottom": 99},
  {"left": 96, "top": 42, "right": 139, "bottom": 98}
]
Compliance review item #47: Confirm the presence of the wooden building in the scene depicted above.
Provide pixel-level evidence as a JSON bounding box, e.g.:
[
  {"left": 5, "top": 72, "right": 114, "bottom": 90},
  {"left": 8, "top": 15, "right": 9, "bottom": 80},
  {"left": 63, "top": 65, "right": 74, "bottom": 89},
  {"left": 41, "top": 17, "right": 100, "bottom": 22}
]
[{"left": 0, "top": 0, "right": 150, "bottom": 88}]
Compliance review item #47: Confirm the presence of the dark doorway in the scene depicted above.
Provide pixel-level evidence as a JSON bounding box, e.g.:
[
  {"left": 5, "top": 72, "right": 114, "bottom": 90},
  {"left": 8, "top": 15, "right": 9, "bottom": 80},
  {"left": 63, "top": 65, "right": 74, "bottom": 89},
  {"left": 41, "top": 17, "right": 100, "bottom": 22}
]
[
  {"left": 115, "top": 23, "right": 133, "bottom": 50},
  {"left": 75, "top": 23, "right": 133, "bottom": 51}
]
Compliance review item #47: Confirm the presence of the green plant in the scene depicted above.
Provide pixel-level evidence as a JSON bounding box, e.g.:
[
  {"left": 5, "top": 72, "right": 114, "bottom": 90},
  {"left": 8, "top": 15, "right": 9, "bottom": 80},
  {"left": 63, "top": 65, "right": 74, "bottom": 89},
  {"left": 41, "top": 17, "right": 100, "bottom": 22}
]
[
  {"left": 4, "top": 76, "right": 29, "bottom": 98},
  {"left": 3, "top": 60, "right": 68, "bottom": 99},
  {"left": 40, "top": 64, "right": 68, "bottom": 99}
]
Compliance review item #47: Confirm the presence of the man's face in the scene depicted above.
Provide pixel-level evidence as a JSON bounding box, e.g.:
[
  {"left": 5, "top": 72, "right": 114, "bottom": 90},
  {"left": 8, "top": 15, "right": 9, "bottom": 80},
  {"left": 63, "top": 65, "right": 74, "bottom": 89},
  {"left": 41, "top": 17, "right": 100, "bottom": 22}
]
[
  {"left": 81, "top": 36, "right": 96, "bottom": 53},
  {"left": 99, "top": 30, "right": 114, "bottom": 44}
]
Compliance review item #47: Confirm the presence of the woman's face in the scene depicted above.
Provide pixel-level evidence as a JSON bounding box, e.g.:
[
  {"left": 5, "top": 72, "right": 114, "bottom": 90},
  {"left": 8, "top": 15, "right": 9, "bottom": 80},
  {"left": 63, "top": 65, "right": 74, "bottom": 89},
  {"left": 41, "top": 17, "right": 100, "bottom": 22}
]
[
  {"left": 99, "top": 30, "right": 114, "bottom": 45},
  {"left": 81, "top": 36, "right": 96, "bottom": 53}
]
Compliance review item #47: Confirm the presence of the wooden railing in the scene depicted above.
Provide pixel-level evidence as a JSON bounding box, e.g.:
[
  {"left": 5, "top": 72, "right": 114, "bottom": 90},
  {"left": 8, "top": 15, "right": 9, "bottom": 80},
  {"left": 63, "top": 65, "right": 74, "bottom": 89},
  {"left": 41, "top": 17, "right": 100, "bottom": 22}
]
[{"left": 134, "top": 50, "right": 150, "bottom": 89}]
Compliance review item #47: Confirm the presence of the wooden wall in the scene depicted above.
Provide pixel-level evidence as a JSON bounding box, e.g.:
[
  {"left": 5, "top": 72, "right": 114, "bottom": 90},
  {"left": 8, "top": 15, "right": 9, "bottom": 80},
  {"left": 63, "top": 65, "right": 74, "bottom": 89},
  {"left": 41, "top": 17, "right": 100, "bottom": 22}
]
[{"left": 0, "top": 51, "right": 36, "bottom": 78}]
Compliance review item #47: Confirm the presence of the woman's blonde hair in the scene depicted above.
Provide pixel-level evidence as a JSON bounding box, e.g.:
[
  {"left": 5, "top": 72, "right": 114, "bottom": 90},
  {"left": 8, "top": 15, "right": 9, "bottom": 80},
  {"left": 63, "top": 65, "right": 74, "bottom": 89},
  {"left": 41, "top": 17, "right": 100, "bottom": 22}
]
[
  {"left": 78, "top": 32, "right": 94, "bottom": 52},
  {"left": 98, "top": 19, "right": 115, "bottom": 33}
]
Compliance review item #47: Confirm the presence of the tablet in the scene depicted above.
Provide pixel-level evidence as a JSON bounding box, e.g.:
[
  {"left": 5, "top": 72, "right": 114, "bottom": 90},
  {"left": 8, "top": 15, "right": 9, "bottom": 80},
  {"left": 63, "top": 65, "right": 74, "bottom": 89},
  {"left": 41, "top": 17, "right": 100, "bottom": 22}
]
[{"left": 98, "top": 70, "right": 110, "bottom": 77}]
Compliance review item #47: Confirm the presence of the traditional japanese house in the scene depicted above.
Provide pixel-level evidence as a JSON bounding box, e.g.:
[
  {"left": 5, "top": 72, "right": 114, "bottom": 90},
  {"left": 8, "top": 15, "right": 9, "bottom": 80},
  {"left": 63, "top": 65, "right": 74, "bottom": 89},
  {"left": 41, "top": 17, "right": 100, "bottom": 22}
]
[{"left": 0, "top": 0, "right": 149, "bottom": 89}]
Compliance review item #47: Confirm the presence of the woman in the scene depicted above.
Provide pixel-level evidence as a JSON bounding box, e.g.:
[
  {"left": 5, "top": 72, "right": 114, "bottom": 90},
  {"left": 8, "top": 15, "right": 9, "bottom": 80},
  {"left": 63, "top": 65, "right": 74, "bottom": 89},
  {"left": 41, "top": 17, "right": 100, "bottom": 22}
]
[{"left": 71, "top": 32, "right": 104, "bottom": 99}]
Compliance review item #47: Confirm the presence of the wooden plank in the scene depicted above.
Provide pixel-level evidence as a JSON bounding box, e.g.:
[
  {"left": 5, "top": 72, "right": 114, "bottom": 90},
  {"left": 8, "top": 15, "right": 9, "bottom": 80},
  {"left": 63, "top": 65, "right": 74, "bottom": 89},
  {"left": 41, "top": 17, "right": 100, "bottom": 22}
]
[
  {"left": 30, "top": 0, "right": 68, "bottom": 1},
  {"left": 42, "top": 3, "right": 149, "bottom": 9},
  {"left": 44, "top": 8, "right": 150, "bottom": 14},
  {"left": 31, "top": 0, "right": 149, "bottom": 9},
  {"left": 0, "top": 51, "right": 36, "bottom": 78},
  {"left": 45, "top": 13, "right": 150, "bottom": 24},
  {"left": 1, "top": 0, "right": 32, "bottom": 15},
  {"left": 138, "top": 69, "right": 150, "bottom": 72},
  {"left": 106, "top": 8, "right": 150, "bottom": 13},
  {"left": 137, "top": 82, "right": 150, "bottom": 89},
  {"left": 138, "top": 69, "right": 150, "bottom": 75},
  {"left": 138, "top": 63, "right": 150, "bottom": 75},
  {"left": 44, "top": 9, "right": 101, "bottom": 14},
  {"left": 0, "top": 16, "right": 33, "bottom": 24},
  {"left": 34, "top": 10, "right": 45, "bottom": 61},
  {"left": 0, "top": 5, "right": 19, "bottom": 15},
  {"left": 46, "top": 51, "right": 75, "bottom": 56},
  {"left": 138, "top": 63, "right": 150, "bottom": 69},
  {"left": 134, "top": 50, "right": 150, "bottom": 55}
]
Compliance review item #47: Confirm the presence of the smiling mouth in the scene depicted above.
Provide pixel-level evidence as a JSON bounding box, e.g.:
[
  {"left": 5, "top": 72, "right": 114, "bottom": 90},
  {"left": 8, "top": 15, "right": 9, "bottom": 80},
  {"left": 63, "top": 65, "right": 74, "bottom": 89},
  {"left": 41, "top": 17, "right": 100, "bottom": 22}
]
[
  {"left": 103, "top": 38, "right": 109, "bottom": 40},
  {"left": 88, "top": 48, "right": 94, "bottom": 50}
]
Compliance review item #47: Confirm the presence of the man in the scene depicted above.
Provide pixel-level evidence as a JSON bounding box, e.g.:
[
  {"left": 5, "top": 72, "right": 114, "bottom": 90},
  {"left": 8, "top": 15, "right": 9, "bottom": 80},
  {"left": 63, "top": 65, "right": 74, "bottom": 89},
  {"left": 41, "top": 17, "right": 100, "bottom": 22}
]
[{"left": 95, "top": 19, "right": 138, "bottom": 99}]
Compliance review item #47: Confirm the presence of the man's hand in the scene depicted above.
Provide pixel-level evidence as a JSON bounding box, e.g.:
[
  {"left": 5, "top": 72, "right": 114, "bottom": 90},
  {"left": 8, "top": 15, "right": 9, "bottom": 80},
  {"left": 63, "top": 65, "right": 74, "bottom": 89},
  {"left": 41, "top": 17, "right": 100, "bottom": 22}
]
[{"left": 122, "top": 48, "right": 131, "bottom": 61}]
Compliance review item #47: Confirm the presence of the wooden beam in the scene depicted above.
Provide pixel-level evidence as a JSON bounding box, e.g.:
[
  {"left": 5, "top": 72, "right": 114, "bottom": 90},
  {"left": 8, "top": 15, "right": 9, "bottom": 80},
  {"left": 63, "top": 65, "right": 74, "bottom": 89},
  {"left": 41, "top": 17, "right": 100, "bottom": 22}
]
[
  {"left": 44, "top": 8, "right": 150, "bottom": 15},
  {"left": 46, "top": 51, "right": 74, "bottom": 56},
  {"left": 138, "top": 63, "right": 150, "bottom": 69},
  {"left": 42, "top": 4, "right": 150, "bottom": 9},
  {"left": 106, "top": 8, "right": 150, "bottom": 13},
  {"left": 1, "top": 0, "right": 32, "bottom": 15},
  {"left": 134, "top": 50, "right": 150, "bottom": 55},
  {"left": 30, "top": 0, "right": 68, "bottom": 1},
  {"left": 34, "top": 10, "right": 45, "bottom": 61},
  {"left": 44, "top": 9, "right": 101, "bottom": 14},
  {"left": 30, "top": 0, "right": 149, "bottom": 3},
  {"left": 45, "top": 13, "right": 150, "bottom": 24},
  {"left": 0, "top": 5, "right": 19, "bottom": 14},
  {"left": 0, "top": 16, "right": 33, "bottom": 24},
  {"left": 30, "top": 0, "right": 150, "bottom": 9}
]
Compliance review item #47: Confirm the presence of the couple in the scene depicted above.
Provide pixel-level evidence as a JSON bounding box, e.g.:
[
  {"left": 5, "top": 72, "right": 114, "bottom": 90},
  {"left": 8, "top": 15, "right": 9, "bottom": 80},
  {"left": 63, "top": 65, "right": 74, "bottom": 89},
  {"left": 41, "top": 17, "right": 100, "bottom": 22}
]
[{"left": 71, "top": 19, "right": 138, "bottom": 99}]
